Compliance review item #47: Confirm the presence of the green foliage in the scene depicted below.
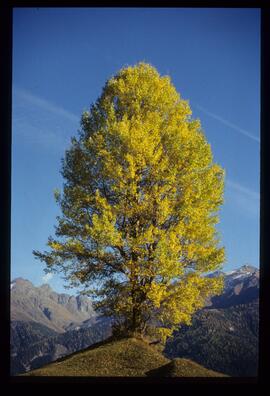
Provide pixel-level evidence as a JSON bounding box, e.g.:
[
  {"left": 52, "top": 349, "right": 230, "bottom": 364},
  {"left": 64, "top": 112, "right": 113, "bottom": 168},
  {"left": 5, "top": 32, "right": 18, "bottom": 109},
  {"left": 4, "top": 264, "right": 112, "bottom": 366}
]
[{"left": 33, "top": 63, "right": 225, "bottom": 341}]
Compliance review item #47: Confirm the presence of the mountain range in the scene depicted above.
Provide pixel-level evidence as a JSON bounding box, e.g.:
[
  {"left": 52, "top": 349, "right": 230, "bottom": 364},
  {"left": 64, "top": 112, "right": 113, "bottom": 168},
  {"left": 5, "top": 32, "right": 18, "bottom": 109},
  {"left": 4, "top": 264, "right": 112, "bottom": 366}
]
[
  {"left": 10, "top": 264, "right": 259, "bottom": 376},
  {"left": 165, "top": 264, "right": 259, "bottom": 376},
  {"left": 11, "top": 277, "right": 96, "bottom": 332},
  {"left": 10, "top": 278, "right": 111, "bottom": 374}
]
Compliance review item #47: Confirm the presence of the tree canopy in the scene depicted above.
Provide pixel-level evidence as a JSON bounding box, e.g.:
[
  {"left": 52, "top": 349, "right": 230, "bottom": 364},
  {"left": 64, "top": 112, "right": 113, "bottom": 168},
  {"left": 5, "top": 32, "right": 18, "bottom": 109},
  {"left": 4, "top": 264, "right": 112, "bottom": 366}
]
[{"left": 34, "top": 63, "right": 225, "bottom": 341}]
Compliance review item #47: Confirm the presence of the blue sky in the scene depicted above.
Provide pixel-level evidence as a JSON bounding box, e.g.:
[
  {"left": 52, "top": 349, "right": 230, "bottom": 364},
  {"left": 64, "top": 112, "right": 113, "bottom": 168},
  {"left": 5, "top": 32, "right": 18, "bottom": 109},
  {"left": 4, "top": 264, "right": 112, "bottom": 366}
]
[{"left": 12, "top": 8, "right": 260, "bottom": 294}]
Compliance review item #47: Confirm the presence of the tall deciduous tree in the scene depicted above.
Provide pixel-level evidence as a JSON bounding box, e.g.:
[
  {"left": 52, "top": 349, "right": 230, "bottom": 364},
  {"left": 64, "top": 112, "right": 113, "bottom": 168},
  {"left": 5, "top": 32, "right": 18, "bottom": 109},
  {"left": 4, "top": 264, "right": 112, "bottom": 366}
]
[{"left": 34, "top": 63, "right": 225, "bottom": 341}]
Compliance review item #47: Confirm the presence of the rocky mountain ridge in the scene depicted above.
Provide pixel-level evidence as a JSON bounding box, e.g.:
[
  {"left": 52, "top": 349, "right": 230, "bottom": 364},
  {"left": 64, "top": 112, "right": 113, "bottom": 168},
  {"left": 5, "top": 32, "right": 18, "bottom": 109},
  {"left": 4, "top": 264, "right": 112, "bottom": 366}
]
[
  {"left": 11, "top": 277, "right": 96, "bottom": 333},
  {"left": 207, "top": 264, "right": 259, "bottom": 308}
]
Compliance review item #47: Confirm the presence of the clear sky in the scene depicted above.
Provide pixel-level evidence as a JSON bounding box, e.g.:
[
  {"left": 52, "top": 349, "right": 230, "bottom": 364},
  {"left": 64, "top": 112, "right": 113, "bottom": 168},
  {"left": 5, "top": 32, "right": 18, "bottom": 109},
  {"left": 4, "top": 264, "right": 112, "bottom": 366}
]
[{"left": 11, "top": 7, "right": 260, "bottom": 294}]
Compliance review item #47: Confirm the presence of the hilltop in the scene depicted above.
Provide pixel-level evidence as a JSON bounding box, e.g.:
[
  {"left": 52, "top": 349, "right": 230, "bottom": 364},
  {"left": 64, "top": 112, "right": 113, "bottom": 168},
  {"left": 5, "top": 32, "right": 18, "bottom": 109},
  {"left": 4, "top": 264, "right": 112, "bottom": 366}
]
[{"left": 22, "top": 337, "right": 227, "bottom": 377}]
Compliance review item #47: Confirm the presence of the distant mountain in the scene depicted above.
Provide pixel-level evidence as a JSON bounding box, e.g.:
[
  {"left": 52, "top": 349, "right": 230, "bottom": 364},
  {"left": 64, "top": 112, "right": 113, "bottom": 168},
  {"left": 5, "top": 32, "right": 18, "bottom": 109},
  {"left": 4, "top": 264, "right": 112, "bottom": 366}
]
[
  {"left": 207, "top": 264, "right": 259, "bottom": 308},
  {"left": 11, "top": 278, "right": 96, "bottom": 333},
  {"left": 10, "top": 278, "right": 111, "bottom": 375},
  {"left": 11, "top": 318, "right": 112, "bottom": 375},
  {"left": 164, "top": 265, "right": 259, "bottom": 377}
]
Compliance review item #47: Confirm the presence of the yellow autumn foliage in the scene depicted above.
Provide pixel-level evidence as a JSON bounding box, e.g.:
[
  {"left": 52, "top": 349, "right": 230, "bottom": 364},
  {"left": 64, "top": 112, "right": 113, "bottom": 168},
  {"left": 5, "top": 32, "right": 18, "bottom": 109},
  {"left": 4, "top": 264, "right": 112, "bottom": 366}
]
[{"left": 34, "top": 63, "right": 225, "bottom": 341}]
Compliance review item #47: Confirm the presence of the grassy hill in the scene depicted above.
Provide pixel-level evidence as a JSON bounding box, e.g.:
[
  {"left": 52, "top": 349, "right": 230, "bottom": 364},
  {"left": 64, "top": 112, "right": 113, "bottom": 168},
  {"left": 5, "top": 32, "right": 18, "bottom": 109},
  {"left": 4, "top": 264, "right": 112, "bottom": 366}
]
[
  {"left": 22, "top": 337, "right": 227, "bottom": 377},
  {"left": 147, "top": 358, "right": 227, "bottom": 377}
]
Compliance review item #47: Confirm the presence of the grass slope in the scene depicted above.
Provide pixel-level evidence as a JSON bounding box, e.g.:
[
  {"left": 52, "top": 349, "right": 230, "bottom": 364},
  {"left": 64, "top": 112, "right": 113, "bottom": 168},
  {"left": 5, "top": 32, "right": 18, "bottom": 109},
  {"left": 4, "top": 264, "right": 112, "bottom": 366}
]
[
  {"left": 23, "top": 337, "right": 227, "bottom": 377},
  {"left": 147, "top": 358, "right": 227, "bottom": 377}
]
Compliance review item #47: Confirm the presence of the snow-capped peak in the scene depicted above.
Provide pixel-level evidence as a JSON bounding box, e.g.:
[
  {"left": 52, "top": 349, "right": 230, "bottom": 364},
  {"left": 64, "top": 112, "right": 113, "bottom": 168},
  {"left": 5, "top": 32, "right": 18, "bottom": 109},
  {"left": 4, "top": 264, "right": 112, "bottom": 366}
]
[
  {"left": 225, "top": 265, "right": 258, "bottom": 277},
  {"left": 225, "top": 270, "right": 236, "bottom": 276},
  {"left": 230, "top": 274, "right": 247, "bottom": 280}
]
